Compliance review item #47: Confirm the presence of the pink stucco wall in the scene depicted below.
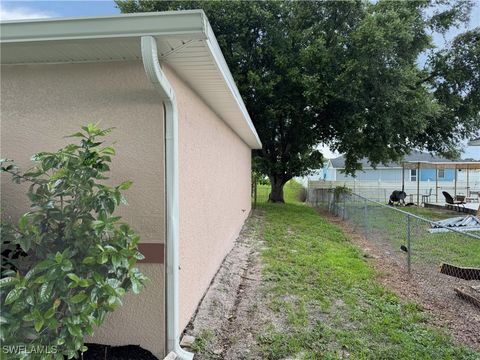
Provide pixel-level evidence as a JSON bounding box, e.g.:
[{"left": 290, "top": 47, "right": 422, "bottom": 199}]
[
  {"left": 1, "top": 58, "right": 253, "bottom": 354},
  {"left": 1, "top": 61, "right": 166, "bottom": 357},
  {"left": 1, "top": 61, "right": 165, "bottom": 244},
  {"left": 164, "top": 65, "right": 252, "bottom": 331}
]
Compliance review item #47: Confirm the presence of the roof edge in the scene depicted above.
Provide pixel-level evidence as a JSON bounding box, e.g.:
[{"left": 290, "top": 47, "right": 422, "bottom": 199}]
[
  {"left": 0, "top": 10, "right": 262, "bottom": 150},
  {"left": 204, "top": 22, "right": 262, "bottom": 149},
  {"left": 0, "top": 10, "right": 207, "bottom": 43}
]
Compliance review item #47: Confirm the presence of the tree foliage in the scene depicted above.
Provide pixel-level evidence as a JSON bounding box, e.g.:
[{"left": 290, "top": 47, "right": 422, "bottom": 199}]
[
  {"left": 117, "top": 0, "right": 480, "bottom": 202},
  {"left": 0, "top": 124, "right": 146, "bottom": 359}
]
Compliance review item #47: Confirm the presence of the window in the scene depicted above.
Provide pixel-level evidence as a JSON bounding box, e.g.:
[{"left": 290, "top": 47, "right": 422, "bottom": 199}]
[
  {"left": 410, "top": 169, "right": 417, "bottom": 182},
  {"left": 438, "top": 169, "right": 445, "bottom": 179}
]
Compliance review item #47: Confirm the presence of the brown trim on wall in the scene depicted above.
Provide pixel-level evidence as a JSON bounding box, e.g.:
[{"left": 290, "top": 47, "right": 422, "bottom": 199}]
[{"left": 138, "top": 243, "right": 164, "bottom": 264}]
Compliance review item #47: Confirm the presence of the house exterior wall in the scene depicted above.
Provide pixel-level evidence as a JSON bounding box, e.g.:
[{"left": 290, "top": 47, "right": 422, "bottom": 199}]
[
  {"left": 332, "top": 167, "right": 457, "bottom": 182},
  {"left": 163, "top": 64, "right": 252, "bottom": 332},
  {"left": 420, "top": 169, "right": 455, "bottom": 181},
  {"left": 335, "top": 168, "right": 402, "bottom": 182},
  {"left": 1, "top": 61, "right": 166, "bottom": 357}
]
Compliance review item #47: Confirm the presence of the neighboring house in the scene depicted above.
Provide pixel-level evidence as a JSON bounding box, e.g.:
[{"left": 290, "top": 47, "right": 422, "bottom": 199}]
[
  {"left": 323, "top": 151, "right": 457, "bottom": 183},
  {"left": 307, "top": 151, "right": 480, "bottom": 202},
  {"left": 0, "top": 11, "right": 261, "bottom": 360}
]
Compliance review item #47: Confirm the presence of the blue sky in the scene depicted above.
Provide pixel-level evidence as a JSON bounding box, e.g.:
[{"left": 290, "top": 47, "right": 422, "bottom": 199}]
[
  {"left": 0, "top": 1, "right": 120, "bottom": 19},
  {"left": 1, "top": 0, "right": 478, "bottom": 159}
]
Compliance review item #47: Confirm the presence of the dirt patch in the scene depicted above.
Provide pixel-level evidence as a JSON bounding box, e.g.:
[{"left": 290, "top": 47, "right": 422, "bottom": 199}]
[
  {"left": 183, "top": 210, "right": 277, "bottom": 359},
  {"left": 316, "top": 208, "right": 480, "bottom": 351}
]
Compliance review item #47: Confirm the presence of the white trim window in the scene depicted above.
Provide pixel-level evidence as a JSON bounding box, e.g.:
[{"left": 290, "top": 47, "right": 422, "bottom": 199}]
[
  {"left": 410, "top": 169, "right": 417, "bottom": 182},
  {"left": 438, "top": 168, "right": 445, "bottom": 179}
]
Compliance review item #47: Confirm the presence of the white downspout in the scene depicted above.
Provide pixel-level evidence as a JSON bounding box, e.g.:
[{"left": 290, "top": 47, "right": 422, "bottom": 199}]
[{"left": 141, "top": 35, "right": 194, "bottom": 360}]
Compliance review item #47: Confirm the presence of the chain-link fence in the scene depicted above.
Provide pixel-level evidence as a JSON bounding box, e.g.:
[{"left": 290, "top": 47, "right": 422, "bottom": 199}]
[
  {"left": 309, "top": 188, "right": 480, "bottom": 343},
  {"left": 251, "top": 183, "right": 271, "bottom": 207}
]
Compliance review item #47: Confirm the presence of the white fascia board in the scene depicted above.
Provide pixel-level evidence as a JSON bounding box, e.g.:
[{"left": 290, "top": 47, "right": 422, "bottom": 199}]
[
  {"left": 204, "top": 22, "right": 262, "bottom": 149},
  {"left": 0, "top": 11, "right": 207, "bottom": 43}
]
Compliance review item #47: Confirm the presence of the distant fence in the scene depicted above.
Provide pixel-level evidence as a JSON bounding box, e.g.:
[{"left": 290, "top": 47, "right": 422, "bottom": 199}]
[
  {"left": 309, "top": 188, "right": 480, "bottom": 329},
  {"left": 308, "top": 180, "right": 479, "bottom": 203},
  {"left": 251, "top": 183, "right": 270, "bottom": 207}
]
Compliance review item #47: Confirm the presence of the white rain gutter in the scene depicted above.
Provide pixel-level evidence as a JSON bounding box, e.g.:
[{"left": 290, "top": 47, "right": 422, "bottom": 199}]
[{"left": 141, "top": 35, "right": 194, "bottom": 360}]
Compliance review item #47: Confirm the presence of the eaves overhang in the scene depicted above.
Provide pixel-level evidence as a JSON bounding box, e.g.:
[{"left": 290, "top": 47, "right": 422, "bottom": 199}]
[{"left": 0, "top": 11, "right": 262, "bottom": 149}]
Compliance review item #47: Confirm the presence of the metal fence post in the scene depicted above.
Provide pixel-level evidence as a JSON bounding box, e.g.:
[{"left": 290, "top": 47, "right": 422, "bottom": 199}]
[
  {"left": 364, "top": 199, "right": 368, "bottom": 240},
  {"left": 406, "top": 214, "right": 411, "bottom": 275}
]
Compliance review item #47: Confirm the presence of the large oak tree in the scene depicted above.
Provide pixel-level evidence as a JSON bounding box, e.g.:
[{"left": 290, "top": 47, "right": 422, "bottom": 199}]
[{"left": 117, "top": 0, "right": 480, "bottom": 202}]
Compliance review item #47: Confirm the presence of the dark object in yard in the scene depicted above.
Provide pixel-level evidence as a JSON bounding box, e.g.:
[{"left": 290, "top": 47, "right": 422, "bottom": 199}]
[
  {"left": 388, "top": 190, "right": 407, "bottom": 206},
  {"left": 400, "top": 245, "right": 408, "bottom": 253},
  {"left": 405, "top": 202, "right": 415, "bottom": 207},
  {"left": 80, "top": 344, "right": 159, "bottom": 360},
  {"left": 440, "top": 263, "right": 480, "bottom": 281},
  {"left": 442, "top": 191, "right": 466, "bottom": 205},
  {"left": 454, "top": 286, "right": 480, "bottom": 309}
]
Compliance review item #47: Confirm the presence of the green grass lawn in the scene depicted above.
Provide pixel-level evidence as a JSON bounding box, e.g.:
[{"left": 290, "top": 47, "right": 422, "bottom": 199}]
[
  {"left": 255, "top": 183, "right": 479, "bottom": 359},
  {"left": 339, "top": 199, "right": 480, "bottom": 267}
]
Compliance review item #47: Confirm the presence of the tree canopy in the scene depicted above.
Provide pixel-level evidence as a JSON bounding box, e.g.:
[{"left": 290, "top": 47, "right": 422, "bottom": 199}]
[{"left": 116, "top": 0, "right": 480, "bottom": 202}]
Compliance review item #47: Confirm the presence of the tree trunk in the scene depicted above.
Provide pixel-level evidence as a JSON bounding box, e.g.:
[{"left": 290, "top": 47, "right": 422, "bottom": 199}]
[{"left": 268, "top": 175, "right": 289, "bottom": 203}]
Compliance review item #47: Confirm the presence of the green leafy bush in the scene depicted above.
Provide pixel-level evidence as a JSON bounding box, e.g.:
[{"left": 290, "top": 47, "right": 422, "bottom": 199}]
[
  {"left": 0, "top": 124, "right": 147, "bottom": 359},
  {"left": 333, "top": 185, "right": 352, "bottom": 201}
]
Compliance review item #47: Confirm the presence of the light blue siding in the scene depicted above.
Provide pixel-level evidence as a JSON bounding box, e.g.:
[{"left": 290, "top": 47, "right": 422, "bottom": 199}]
[
  {"left": 332, "top": 167, "right": 457, "bottom": 182},
  {"left": 420, "top": 168, "right": 455, "bottom": 181}
]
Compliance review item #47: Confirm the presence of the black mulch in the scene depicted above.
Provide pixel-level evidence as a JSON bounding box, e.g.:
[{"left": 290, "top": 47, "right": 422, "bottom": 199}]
[{"left": 79, "top": 343, "right": 159, "bottom": 360}]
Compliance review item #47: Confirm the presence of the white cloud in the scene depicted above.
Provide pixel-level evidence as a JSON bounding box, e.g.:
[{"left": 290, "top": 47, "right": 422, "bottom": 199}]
[{"left": 0, "top": 5, "right": 56, "bottom": 21}]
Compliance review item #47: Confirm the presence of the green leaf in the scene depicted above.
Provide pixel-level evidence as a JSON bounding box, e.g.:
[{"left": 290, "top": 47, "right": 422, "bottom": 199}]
[
  {"left": 66, "top": 131, "right": 86, "bottom": 138},
  {"left": 24, "top": 267, "right": 41, "bottom": 281},
  {"left": 61, "top": 260, "right": 73, "bottom": 272},
  {"left": 118, "top": 180, "right": 133, "bottom": 190},
  {"left": 82, "top": 257, "right": 95, "bottom": 265},
  {"left": 131, "top": 279, "right": 141, "bottom": 294},
  {"left": 18, "top": 213, "right": 29, "bottom": 231},
  {"left": 35, "top": 259, "right": 56, "bottom": 271},
  {"left": 67, "top": 324, "right": 82, "bottom": 337},
  {"left": 98, "top": 254, "right": 108, "bottom": 264},
  {"left": 5, "top": 287, "right": 23, "bottom": 304},
  {"left": 70, "top": 292, "right": 87, "bottom": 304},
  {"left": 78, "top": 279, "right": 92, "bottom": 288},
  {"left": 39, "top": 283, "right": 54, "bottom": 302},
  {"left": 44, "top": 307, "right": 56, "bottom": 319},
  {"left": 112, "top": 254, "right": 121, "bottom": 269},
  {"left": 55, "top": 252, "right": 63, "bottom": 263},
  {"left": 17, "top": 235, "right": 32, "bottom": 252},
  {"left": 34, "top": 318, "right": 44, "bottom": 332},
  {"left": 0, "top": 277, "right": 16, "bottom": 288},
  {"left": 50, "top": 168, "right": 67, "bottom": 180},
  {"left": 67, "top": 273, "right": 81, "bottom": 283},
  {"left": 26, "top": 294, "right": 35, "bottom": 306},
  {"left": 101, "top": 146, "right": 116, "bottom": 155},
  {"left": 134, "top": 251, "right": 145, "bottom": 260},
  {"left": 33, "top": 275, "right": 48, "bottom": 284},
  {"left": 23, "top": 313, "right": 36, "bottom": 322}
]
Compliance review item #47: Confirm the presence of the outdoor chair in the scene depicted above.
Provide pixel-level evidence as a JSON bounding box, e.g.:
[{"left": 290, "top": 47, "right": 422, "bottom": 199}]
[
  {"left": 421, "top": 188, "right": 433, "bottom": 204},
  {"left": 442, "top": 191, "right": 466, "bottom": 208}
]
